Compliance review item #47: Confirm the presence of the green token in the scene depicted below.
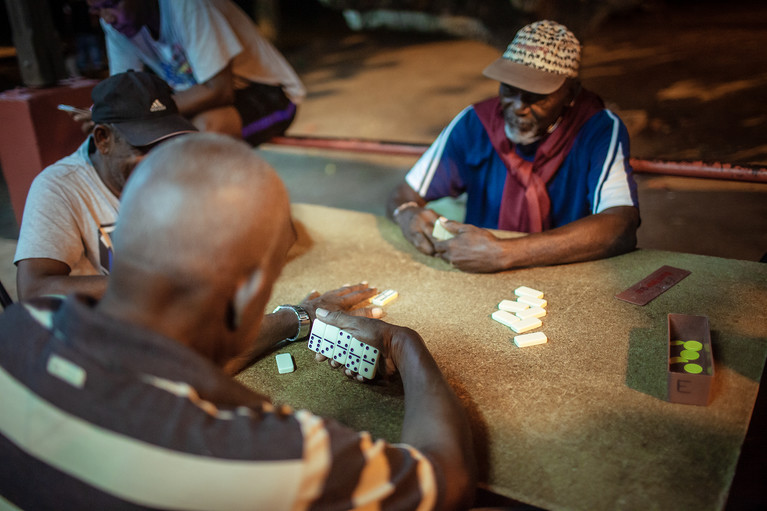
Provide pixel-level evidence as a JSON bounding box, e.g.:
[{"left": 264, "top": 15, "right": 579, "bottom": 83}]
[
  {"left": 669, "top": 356, "right": 687, "bottom": 364},
  {"left": 670, "top": 340, "right": 685, "bottom": 346},
  {"left": 684, "top": 340, "right": 703, "bottom": 351},
  {"left": 684, "top": 363, "right": 703, "bottom": 374},
  {"left": 680, "top": 350, "right": 700, "bottom": 361}
]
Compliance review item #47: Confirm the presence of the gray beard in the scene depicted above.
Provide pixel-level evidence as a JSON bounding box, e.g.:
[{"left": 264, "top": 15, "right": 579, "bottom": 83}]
[{"left": 505, "top": 121, "right": 542, "bottom": 146}]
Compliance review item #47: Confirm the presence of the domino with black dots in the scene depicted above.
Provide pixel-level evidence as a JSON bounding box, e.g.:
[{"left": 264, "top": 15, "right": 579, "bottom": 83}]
[{"left": 307, "top": 318, "right": 379, "bottom": 379}]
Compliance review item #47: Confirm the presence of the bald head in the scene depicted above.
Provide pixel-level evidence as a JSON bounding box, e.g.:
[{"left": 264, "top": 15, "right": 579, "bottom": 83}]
[
  {"left": 99, "top": 134, "right": 294, "bottom": 361},
  {"left": 114, "top": 133, "right": 292, "bottom": 284}
]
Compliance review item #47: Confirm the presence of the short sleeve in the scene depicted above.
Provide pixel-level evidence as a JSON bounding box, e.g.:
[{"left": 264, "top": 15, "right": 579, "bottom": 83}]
[
  {"left": 101, "top": 20, "right": 146, "bottom": 74},
  {"left": 168, "top": 0, "right": 244, "bottom": 84},
  {"left": 15, "top": 174, "right": 87, "bottom": 270},
  {"left": 585, "top": 111, "right": 638, "bottom": 214},
  {"left": 405, "top": 107, "right": 473, "bottom": 201}
]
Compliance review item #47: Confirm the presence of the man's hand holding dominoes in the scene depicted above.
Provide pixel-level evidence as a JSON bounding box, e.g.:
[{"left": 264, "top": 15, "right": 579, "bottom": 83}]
[
  {"left": 310, "top": 308, "right": 420, "bottom": 382},
  {"left": 396, "top": 209, "right": 508, "bottom": 273},
  {"left": 432, "top": 221, "right": 508, "bottom": 273},
  {"left": 309, "top": 311, "right": 477, "bottom": 507},
  {"left": 224, "top": 284, "right": 381, "bottom": 375}
]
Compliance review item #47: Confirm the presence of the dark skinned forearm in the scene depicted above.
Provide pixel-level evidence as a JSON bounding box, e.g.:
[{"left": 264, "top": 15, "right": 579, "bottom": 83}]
[
  {"left": 223, "top": 309, "right": 300, "bottom": 375},
  {"left": 498, "top": 206, "right": 639, "bottom": 268},
  {"left": 172, "top": 65, "right": 236, "bottom": 117},
  {"left": 396, "top": 332, "right": 476, "bottom": 510},
  {"left": 16, "top": 258, "right": 109, "bottom": 300},
  {"left": 435, "top": 206, "right": 639, "bottom": 273}
]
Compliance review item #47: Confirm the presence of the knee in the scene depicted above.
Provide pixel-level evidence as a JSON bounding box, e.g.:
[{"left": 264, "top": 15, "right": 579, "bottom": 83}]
[{"left": 192, "top": 108, "right": 242, "bottom": 138}]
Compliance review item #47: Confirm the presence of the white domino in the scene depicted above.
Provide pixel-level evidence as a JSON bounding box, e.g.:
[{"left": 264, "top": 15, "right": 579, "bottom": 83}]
[
  {"left": 515, "top": 306, "right": 546, "bottom": 320},
  {"left": 360, "top": 343, "right": 379, "bottom": 365},
  {"left": 491, "top": 309, "right": 521, "bottom": 328},
  {"left": 358, "top": 358, "right": 378, "bottom": 380},
  {"left": 318, "top": 324, "right": 339, "bottom": 358},
  {"left": 307, "top": 318, "right": 327, "bottom": 353},
  {"left": 498, "top": 299, "right": 528, "bottom": 313},
  {"left": 359, "top": 341, "right": 379, "bottom": 379},
  {"left": 275, "top": 353, "right": 295, "bottom": 374},
  {"left": 514, "top": 286, "right": 544, "bottom": 299},
  {"left": 432, "top": 216, "right": 455, "bottom": 241},
  {"left": 332, "top": 329, "right": 353, "bottom": 365},
  {"left": 517, "top": 295, "right": 547, "bottom": 308},
  {"left": 309, "top": 319, "right": 380, "bottom": 379},
  {"left": 514, "top": 332, "right": 548, "bottom": 348},
  {"left": 345, "top": 339, "right": 365, "bottom": 373},
  {"left": 509, "top": 316, "right": 542, "bottom": 334},
  {"left": 371, "top": 289, "right": 398, "bottom": 306},
  {"left": 346, "top": 339, "right": 379, "bottom": 380}
]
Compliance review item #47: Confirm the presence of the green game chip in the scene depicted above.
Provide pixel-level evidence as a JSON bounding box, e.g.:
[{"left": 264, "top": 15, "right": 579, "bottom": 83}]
[
  {"left": 684, "top": 363, "right": 703, "bottom": 374},
  {"left": 670, "top": 340, "right": 685, "bottom": 345},
  {"left": 680, "top": 350, "right": 700, "bottom": 361},
  {"left": 684, "top": 340, "right": 703, "bottom": 351}
]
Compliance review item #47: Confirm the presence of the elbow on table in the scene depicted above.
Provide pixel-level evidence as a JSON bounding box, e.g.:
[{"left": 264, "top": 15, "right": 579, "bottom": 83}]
[{"left": 605, "top": 206, "right": 640, "bottom": 258}]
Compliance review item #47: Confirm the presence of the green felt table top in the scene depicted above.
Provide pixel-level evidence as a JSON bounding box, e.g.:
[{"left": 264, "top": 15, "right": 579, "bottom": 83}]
[{"left": 237, "top": 204, "right": 767, "bottom": 511}]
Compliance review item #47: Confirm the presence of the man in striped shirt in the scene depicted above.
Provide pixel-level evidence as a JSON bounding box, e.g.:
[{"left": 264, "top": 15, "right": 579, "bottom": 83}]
[
  {"left": 387, "top": 21, "right": 639, "bottom": 273},
  {"left": 0, "top": 134, "right": 476, "bottom": 509}
]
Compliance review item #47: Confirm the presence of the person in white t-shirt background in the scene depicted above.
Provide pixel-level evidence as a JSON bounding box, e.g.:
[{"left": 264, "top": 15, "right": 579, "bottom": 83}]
[{"left": 87, "top": 0, "right": 306, "bottom": 146}]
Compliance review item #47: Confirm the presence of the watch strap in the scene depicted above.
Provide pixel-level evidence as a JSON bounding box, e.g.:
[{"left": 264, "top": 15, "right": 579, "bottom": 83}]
[{"left": 272, "top": 305, "right": 311, "bottom": 342}]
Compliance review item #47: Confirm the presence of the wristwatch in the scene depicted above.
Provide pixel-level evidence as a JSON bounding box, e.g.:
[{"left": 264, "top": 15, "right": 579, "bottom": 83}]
[{"left": 272, "top": 305, "right": 311, "bottom": 342}]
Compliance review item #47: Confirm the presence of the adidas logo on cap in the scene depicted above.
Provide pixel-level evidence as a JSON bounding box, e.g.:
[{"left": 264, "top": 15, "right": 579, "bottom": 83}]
[{"left": 150, "top": 99, "right": 167, "bottom": 112}]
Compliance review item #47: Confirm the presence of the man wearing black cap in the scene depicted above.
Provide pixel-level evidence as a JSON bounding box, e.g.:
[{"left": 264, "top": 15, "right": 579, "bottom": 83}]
[
  {"left": 387, "top": 20, "right": 640, "bottom": 273},
  {"left": 14, "top": 71, "right": 383, "bottom": 358},
  {"left": 14, "top": 71, "right": 197, "bottom": 300}
]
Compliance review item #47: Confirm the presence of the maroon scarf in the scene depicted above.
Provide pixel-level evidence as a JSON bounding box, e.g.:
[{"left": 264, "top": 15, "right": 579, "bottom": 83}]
[{"left": 473, "top": 89, "right": 604, "bottom": 232}]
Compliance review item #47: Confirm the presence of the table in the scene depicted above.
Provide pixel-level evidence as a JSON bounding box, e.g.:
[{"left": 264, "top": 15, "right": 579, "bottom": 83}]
[{"left": 237, "top": 204, "right": 767, "bottom": 511}]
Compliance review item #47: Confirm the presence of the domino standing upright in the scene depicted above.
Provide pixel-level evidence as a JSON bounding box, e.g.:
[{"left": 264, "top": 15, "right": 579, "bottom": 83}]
[
  {"left": 307, "top": 318, "right": 326, "bottom": 353},
  {"left": 344, "top": 339, "right": 381, "bottom": 379},
  {"left": 358, "top": 342, "right": 379, "bottom": 379},
  {"left": 308, "top": 318, "right": 381, "bottom": 379},
  {"left": 346, "top": 338, "right": 365, "bottom": 373},
  {"left": 318, "top": 324, "right": 340, "bottom": 359},
  {"left": 332, "top": 329, "right": 354, "bottom": 365}
]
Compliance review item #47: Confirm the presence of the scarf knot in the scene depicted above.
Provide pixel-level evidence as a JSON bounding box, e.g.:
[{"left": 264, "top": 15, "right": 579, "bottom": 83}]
[{"left": 473, "top": 88, "right": 604, "bottom": 232}]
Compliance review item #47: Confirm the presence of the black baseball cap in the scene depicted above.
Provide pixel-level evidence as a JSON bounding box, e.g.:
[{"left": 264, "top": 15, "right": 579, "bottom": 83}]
[{"left": 90, "top": 71, "right": 197, "bottom": 147}]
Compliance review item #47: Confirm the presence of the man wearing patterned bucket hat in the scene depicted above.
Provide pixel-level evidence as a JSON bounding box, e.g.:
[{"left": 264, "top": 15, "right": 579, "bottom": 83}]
[{"left": 387, "top": 20, "right": 640, "bottom": 273}]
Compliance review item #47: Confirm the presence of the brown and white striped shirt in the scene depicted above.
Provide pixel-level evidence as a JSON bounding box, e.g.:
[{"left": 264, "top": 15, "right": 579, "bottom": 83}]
[{"left": 0, "top": 296, "right": 437, "bottom": 510}]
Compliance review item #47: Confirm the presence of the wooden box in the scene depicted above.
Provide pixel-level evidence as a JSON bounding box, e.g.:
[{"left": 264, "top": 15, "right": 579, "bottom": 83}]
[{"left": 667, "top": 313, "right": 714, "bottom": 406}]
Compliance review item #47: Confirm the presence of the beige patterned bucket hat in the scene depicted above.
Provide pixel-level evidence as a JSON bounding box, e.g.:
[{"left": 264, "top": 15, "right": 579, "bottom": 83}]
[{"left": 482, "top": 20, "right": 581, "bottom": 94}]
